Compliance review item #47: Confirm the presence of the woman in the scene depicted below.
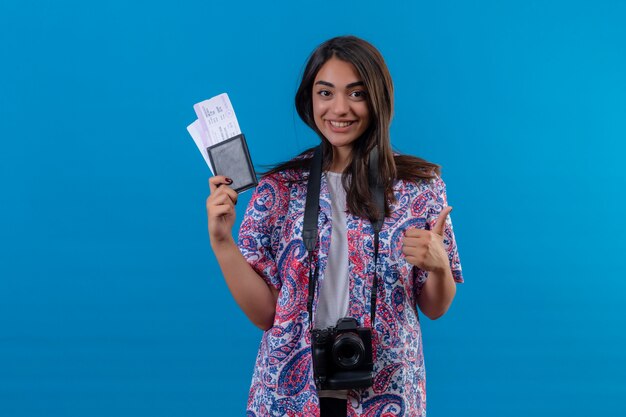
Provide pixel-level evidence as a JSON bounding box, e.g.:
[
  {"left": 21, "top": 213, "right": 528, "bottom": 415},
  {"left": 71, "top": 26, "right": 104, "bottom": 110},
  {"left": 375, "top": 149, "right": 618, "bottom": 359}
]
[{"left": 207, "top": 35, "right": 463, "bottom": 417}]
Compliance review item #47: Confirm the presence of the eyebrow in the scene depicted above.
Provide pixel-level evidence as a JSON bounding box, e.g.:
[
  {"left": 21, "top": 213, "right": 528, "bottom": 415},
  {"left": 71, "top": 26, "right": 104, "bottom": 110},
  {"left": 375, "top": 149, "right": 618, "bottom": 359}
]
[{"left": 314, "top": 80, "right": 365, "bottom": 89}]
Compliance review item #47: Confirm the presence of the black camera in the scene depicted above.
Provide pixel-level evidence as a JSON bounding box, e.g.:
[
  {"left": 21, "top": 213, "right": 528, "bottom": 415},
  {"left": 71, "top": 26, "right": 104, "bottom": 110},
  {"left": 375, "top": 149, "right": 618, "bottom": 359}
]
[{"left": 311, "top": 317, "right": 374, "bottom": 390}]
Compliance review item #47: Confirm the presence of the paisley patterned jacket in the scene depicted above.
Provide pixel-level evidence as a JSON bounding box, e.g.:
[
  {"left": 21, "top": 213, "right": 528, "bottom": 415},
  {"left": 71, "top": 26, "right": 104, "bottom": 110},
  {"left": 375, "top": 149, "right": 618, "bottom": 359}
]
[{"left": 238, "top": 165, "right": 463, "bottom": 417}]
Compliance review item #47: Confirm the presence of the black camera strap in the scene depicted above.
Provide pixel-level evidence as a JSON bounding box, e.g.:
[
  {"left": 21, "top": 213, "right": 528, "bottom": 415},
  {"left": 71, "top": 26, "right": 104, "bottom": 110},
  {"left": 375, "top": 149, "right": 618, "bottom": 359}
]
[
  {"left": 303, "top": 146, "right": 323, "bottom": 324},
  {"left": 368, "top": 147, "right": 384, "bottom": 325},
  {"left": 303, "top": 145, "right": 385, "bottom": 328}
]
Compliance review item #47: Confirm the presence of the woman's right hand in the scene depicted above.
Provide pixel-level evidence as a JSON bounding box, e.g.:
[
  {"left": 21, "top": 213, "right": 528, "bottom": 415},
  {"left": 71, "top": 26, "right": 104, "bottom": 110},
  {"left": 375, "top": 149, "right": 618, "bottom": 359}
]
[{"left": 206, "top": 176, "right": 239, "bottom": 247}]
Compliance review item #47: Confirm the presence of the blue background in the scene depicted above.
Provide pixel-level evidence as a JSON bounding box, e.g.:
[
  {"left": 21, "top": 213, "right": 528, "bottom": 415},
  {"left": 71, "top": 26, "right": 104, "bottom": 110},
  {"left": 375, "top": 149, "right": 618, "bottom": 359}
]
[{"left": 1, "top": 1, "right": 625, "bottom": 416}]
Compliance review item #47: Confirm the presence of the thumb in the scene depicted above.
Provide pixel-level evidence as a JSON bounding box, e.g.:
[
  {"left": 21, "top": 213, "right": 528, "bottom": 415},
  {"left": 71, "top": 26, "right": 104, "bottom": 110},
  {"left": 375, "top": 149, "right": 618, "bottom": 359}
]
[{"left": 433, "top": 206, "right": 453, "bottom": 236}]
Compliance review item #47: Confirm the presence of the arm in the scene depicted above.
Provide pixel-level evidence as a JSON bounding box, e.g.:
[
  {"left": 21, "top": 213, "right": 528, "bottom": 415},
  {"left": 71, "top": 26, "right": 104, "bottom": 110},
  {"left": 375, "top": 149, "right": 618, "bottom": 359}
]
[
  {"left": 211, "top": 239, "right": 279, "bottom": 330},
  {"left": 207, "top": 176, "right": 278, "bottom": 331},
  {"left": 417, "top": 261, "right": 456, "bottom": 320}
]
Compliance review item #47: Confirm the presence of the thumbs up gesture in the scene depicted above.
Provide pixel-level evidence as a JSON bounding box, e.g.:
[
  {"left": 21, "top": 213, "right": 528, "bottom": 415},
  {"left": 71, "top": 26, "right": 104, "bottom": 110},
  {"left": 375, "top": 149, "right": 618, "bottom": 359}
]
[{"left": 402, "top": 207, "right": 453, "bottom": 273}]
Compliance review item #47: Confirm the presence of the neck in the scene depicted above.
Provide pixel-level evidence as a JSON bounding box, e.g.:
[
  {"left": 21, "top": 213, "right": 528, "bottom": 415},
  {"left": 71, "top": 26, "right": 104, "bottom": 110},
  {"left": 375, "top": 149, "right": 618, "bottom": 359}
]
[{"left": 329, "top": 145, "right": 352, "bottom": 173}]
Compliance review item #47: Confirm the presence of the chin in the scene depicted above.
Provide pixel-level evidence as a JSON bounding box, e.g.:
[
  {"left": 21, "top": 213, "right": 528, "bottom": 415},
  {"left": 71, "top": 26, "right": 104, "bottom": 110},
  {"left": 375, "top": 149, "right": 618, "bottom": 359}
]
[{"left": 325, "top": 136, "right": 356, "bottom": 147}]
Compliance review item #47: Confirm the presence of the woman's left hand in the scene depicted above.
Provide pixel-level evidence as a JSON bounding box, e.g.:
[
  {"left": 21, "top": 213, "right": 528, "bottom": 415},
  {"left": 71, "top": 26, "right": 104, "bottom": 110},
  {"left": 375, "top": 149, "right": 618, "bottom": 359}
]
[{"left": 402, "top": 207, "right": 453, "bottom": 273}]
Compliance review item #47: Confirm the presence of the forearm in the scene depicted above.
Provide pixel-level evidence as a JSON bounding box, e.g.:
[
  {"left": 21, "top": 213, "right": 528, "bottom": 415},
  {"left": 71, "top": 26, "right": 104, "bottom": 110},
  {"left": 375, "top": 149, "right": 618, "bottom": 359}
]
[
  {"left": 212, "top": 239, "right": 278, "bottom": 330},
  {"left": 417, "top": 265, "right": 456, "bottom": 320}
]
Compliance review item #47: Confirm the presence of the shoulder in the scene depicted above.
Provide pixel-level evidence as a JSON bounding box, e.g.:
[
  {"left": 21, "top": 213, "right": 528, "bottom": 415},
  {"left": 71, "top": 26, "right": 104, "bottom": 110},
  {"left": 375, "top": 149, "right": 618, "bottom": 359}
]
[
  {"left": 260, "top": 151, "right": 313, "bottom": 184},
  {"left": 252, "top": 150, "right": 314, "bottom": 200},
  {"left": 394, "top": 173, "right": 445, "bottom": 196},
  {"left": 252, "top": 173, "right": 289, "bottom": 205}
]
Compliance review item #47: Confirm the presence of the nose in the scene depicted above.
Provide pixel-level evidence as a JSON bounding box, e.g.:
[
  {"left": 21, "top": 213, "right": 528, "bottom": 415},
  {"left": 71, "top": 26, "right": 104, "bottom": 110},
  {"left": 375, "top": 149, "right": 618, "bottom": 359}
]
[{"left": 331, "top": 94, "right": 349, "bottom": 115}]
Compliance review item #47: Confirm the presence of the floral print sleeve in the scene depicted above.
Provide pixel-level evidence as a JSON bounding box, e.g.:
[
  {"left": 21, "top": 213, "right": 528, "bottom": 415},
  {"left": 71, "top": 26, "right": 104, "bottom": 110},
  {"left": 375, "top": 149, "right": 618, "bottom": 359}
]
[{"left": 238, "top": 174, "right": 289, "bottom": 291}]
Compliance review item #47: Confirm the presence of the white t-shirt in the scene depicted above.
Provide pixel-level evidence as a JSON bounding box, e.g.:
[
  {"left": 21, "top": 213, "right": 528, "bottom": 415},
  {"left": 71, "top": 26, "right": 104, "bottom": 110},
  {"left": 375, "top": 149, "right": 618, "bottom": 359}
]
[{"left": 315, "top": 171, "right": 350, "bottom": 400}]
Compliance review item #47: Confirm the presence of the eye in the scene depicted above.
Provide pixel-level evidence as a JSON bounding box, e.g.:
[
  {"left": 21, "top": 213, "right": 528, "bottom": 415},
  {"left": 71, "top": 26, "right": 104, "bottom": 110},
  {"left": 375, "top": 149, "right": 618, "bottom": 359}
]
[
  {"left": 350, "top": 90, "right": 367, "bottom": 100},
  {"left": 317, "top": 89, "right": 332, "bottom": 98}
]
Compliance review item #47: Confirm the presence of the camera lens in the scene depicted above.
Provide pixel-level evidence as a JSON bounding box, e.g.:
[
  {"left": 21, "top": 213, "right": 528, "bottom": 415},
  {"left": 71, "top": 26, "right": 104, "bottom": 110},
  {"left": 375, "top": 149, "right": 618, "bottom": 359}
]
[{"left": 332, "top": 332, "right": 365, "bottom": 370}]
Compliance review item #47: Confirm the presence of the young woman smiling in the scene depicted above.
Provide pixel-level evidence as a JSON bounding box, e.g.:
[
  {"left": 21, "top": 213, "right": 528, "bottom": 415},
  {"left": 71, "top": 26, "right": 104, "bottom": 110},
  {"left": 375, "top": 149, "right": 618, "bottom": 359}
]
[{"left": 206, "top": 35, "right": 463, "bottom": 417}]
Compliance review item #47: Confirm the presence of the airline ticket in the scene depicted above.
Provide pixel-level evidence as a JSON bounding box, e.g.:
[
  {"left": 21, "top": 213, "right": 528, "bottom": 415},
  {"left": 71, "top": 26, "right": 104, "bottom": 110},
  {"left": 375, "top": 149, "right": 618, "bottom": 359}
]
[{"left": 187, "top": 93, "right": 242, "bottom": 174}]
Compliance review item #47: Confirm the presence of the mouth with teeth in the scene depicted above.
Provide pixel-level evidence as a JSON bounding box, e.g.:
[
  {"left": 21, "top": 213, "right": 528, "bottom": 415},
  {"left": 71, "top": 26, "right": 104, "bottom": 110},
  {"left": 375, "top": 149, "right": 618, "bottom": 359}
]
[{"left": 328, "top": 120, "right": 355, "bottom": 128}]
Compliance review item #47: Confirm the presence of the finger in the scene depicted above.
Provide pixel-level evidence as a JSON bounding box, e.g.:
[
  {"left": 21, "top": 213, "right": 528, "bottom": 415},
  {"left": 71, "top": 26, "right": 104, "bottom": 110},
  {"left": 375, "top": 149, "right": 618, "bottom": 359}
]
[
  {"left": 402, "top": 237, "right": 422, "bottom": 248},
  {"left": 207, "top": 199, "right": 234, "bottom": 219},
  {"left": 433, "top": 206, "right": 453, "bottom": 236},
  {"left": 209, "top": 178, "right": 238, "bottom": 205},
  {"left": 403, "top": 244, "right": 425, "bottom": 257},
  {"left": 221, "top": 186, "right": 239, "bottom": 206},
  {"left": 405, "top": 256, "right": 421, "bottom": 268},
  {"left": 209, "top": 176, "right": 233, "bottom": 194},
  {"left": 404, "top": 228, "right": 428, "bottom": 238},
  {"left": 210, "top": 205, "right": 234, "bottom": 218},
  {"left": 210, "top": 193, "right": 235, "bottom": 208}
]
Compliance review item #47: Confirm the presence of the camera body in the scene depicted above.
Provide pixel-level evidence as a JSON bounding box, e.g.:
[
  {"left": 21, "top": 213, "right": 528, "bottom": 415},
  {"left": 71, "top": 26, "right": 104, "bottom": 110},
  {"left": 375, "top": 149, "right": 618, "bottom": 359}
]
[{"left": 311, "top": 317, "right": 374, "bottom": 390}]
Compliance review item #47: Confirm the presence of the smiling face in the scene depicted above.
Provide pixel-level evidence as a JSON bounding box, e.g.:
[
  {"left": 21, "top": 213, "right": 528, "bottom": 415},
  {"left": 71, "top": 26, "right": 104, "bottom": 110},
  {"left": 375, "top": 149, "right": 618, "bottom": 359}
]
[{"left": 312, "top": 57, "right": 371, "bottom": 165}]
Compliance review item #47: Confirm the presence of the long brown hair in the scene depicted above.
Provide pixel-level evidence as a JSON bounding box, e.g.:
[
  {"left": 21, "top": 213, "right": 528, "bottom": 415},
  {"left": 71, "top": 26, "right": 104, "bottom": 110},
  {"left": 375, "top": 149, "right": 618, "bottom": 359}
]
[{"left": 264, "top": 35, "right": 439, "bottom": 221}]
